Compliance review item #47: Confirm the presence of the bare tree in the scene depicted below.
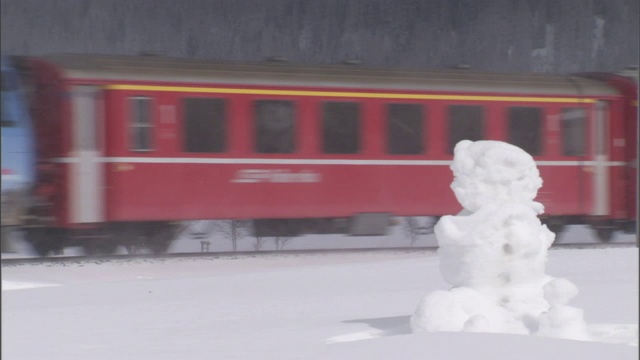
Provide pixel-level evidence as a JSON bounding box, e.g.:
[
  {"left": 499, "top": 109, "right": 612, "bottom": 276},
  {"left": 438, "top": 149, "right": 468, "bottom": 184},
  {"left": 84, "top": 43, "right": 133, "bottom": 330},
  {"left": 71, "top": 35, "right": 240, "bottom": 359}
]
[
  {"left": 253, "top": 234, "right": 268, "bottom": 251},
  {"left": 402, "top": 217, "right": 437, "bottom": 247},
  {"left": 215, "top": 220, "right": 247, "bottom": 252},
  {"left": 273, "top": 236, "right": 294, "bottom": 251},
  {"left": 403, "top": 217, "right": 420, "bottom": 247}
]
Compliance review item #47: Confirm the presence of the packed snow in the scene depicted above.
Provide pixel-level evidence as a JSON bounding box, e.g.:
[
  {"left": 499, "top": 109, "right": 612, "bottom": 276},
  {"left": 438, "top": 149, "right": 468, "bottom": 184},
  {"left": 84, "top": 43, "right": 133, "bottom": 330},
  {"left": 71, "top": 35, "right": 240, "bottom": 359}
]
[{"left": 411, "top": 140, "right": 591, "bottom": 342}]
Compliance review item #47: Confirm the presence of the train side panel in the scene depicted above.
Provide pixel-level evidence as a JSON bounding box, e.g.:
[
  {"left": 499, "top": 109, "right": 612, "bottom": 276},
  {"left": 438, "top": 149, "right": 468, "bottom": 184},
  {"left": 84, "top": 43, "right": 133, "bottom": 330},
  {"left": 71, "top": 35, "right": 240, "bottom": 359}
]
[
  {"left": 96, "top": 81, "right": 611, "bottom": 222},
  {"left": 101, "top": 87, "right": 461, "bottom": 221},
  {"left": 19, "top": 54, "right": 637, "bottom": 255}
]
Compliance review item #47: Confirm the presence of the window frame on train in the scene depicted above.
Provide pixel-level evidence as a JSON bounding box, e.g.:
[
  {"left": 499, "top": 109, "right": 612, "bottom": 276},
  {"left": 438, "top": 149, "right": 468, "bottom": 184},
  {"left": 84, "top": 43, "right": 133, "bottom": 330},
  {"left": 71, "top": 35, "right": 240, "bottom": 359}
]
[
  {"left": 254, "top": 100, "right": 296, "bottom": 154},
  {"left": 561, "top": 107, "right": 587, "bottom": 156},
  {"left": 322, "top": 101, "right": 361, "bottom": 154},
  {"left": 507, "top": 106, "right": 543, "bottom": 156},
  {"left": 386, "top": 103, "right": 425, "bottom": 155},
  {"left": 129, "top": 96, "right": 154, "bottom": 152},
  {"left": 1, "top": 69, "right": 21, "bottom": 128},
  {"left": 447, "top": 104, "right": 485, "bottom": 153},
  {"left": 183, "top": 97, "right": 227, "bottom": 153}
]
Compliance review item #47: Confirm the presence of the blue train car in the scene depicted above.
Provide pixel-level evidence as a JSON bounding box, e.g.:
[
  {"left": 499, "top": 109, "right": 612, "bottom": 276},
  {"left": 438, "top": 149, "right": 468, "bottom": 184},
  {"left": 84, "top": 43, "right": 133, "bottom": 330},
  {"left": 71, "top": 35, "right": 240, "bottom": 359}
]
[{"left": 1, "top": 55, "right": 36, "bottom": 250}]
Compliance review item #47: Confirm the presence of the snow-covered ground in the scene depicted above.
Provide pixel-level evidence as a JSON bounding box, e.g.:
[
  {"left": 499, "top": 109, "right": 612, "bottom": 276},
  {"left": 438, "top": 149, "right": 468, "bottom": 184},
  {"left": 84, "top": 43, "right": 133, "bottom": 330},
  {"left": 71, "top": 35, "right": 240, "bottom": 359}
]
[{"left": 2, "top": 246, "right": 637, "bottom": 360}]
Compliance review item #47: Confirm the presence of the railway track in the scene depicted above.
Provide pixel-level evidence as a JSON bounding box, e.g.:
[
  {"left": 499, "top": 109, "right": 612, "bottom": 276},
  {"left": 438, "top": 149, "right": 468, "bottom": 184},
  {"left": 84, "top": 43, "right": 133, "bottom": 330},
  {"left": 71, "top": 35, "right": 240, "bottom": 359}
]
[
  {"left": 1, "top": 242, "right": 636, "bottom": 267},
  {"left": 0, "top": 247, "right": 435, "bottom": 267}
]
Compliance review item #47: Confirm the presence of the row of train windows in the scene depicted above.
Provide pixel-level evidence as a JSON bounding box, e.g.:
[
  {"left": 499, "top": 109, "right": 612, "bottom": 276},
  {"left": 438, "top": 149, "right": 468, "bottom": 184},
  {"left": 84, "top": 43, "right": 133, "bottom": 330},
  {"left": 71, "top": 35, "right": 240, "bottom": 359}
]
[{"left": 129, "top": 97, "right": 588, "bottom": 156}]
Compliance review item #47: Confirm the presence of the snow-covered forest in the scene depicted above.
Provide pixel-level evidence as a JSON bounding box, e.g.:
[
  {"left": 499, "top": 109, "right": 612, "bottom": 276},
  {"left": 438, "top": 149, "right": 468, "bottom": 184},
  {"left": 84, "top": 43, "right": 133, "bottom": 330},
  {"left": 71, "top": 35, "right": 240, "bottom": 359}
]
[{"left": 1, "top": 0, "right": 638, "bottom": 73}]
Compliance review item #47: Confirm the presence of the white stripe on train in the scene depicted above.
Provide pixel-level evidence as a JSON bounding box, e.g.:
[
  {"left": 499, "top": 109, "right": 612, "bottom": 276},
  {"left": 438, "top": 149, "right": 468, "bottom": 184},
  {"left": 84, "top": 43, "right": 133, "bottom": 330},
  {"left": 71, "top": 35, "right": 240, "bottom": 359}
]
[{"left": 50, "top": 157, "right": 629, "bottom": 167}]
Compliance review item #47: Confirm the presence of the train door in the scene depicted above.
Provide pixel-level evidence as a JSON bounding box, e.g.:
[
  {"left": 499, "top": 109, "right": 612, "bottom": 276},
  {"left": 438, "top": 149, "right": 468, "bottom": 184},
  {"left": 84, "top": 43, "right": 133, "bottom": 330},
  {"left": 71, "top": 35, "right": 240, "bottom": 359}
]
[
  {"left": 592, "top": 101, "right": 609, "bottom": 216},
  {"left": 69, "top": 85, "right": 104, "bottom": 223}
]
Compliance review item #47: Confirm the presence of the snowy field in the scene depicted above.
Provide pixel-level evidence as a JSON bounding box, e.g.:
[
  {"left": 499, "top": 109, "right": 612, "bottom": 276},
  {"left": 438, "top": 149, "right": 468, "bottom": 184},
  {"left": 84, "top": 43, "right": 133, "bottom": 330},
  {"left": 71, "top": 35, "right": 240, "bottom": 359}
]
[{"left": 2, "top": 245, "right": 637, "bottom": 360}]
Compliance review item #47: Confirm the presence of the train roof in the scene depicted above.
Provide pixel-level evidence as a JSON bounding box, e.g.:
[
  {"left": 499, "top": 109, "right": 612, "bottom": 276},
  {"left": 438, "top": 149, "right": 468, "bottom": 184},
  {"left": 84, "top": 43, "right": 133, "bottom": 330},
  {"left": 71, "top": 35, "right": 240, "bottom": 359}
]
[{"left": 30, "top": 53, "right": 619, "bottom": 97}]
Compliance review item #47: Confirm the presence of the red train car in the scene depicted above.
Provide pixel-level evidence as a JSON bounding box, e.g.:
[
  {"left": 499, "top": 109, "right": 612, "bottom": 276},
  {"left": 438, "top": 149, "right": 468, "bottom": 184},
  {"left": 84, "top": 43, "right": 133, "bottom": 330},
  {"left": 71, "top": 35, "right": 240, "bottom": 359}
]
[{"left": 19, "top": 54, "right": 637, "bottom": 255}]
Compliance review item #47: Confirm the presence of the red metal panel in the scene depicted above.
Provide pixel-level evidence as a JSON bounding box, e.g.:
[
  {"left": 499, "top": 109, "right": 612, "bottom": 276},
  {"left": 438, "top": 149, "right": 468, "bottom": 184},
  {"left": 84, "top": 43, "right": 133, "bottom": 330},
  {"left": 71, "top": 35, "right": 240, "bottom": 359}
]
[
  {"left": 428, "top": 103, "right": 449, "bottom": 159},
  {"left": 105, "top": 162, "right": 461, "bottom": 221},
  {"left": 537, "top": 166, "right": 593, "bottom": 215}
]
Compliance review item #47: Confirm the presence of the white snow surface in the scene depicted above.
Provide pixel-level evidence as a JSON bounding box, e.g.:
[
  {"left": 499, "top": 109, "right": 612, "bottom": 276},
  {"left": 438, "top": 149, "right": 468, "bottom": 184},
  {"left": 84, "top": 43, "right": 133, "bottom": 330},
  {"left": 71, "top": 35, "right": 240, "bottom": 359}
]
[{"left": 2, "top": 248, "right": 638, "bottom": 360}]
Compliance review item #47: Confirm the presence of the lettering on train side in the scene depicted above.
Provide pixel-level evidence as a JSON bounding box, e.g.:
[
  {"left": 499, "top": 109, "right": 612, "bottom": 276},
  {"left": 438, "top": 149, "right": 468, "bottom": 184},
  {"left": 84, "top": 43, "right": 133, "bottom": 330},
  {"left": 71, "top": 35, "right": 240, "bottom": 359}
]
[{"left": 231, "top": 169, "right": 322, "bottom": 183}]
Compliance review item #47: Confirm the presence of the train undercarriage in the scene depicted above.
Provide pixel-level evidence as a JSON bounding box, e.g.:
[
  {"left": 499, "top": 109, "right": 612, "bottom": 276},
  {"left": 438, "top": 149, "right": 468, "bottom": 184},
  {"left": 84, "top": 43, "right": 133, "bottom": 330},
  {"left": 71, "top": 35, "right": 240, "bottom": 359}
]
[
  {"left": 4, "top": 213, "right": 634, "bottom": 257},
  {"left": 20, "top": 222, "right": 180, "bottom": 257},
  {"left": 541, "top": 216, "right": 636, "bottom": 242}
]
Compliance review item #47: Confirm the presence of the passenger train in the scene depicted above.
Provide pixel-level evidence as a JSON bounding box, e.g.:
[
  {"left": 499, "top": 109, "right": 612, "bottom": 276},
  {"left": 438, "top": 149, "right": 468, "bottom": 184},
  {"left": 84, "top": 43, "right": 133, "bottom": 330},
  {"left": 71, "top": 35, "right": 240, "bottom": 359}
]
[{"left": 1, "top": 54, "right": 637, "bottom": 256}]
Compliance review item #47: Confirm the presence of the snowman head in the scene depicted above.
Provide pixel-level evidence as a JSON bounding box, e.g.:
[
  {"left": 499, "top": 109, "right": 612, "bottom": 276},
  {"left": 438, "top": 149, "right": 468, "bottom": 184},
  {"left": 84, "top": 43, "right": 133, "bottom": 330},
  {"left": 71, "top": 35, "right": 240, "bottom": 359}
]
[{"left": 450, "top": 140, "right": 543, "bottom": 212}]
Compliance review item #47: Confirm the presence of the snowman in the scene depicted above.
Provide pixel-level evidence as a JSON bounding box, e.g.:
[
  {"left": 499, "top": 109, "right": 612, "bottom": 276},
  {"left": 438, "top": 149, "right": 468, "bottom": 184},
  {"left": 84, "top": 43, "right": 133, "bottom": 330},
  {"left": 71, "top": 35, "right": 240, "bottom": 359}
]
[{"left": 411, "top": 140, "right": 590, "bottom": 340}]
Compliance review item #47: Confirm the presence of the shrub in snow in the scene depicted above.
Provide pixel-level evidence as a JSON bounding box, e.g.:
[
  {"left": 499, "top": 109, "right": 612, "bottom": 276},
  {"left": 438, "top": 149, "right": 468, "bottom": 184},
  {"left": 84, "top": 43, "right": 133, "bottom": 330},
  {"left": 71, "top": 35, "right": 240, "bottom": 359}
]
[{"left": 411, "top": 140, "right": 590, "bottom": 341}]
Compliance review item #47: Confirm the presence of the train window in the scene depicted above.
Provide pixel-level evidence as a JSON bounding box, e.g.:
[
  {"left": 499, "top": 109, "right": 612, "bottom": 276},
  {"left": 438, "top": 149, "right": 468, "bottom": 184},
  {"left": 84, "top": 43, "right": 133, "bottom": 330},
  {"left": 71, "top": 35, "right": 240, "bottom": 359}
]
[
  {"left": 447, "top": 105, "right": 484, "bottom": 153},
  {"left": 561, "top": 108, "right": 586, "bottom": 156},
  {"left": 387, "top": 103, "right": 424, "bottom": 155},
  {"left": 1, "top": 104, "right": 16, "bottom": 127},
  {"left": 322, "top": 102, "right": 360, "bottom": 154},
  {"left": 1, "top": 70, "right": 19, "bottom": 92},
  {"left": 255, "top": 100, "right": 295, "bottom": 153},
  {"left": 129, "top": 97, "right": 153, "bottom": 151},
  {"left": 508, "top": 107, "right": 542, "bottom": 156},
  {"left": 73, "top": 87, "right": 99, "bottom": 151},
  {"left": 1, "top": 70, "right": 20, "bottom": 127},
  {"left": 183, "top": 98, "right": 226, "bottom": 153}
]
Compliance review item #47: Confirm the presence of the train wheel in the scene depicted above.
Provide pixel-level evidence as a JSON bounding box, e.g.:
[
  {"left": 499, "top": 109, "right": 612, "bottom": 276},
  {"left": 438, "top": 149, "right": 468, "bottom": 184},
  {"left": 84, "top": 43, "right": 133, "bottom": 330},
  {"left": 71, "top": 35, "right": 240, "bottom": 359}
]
[
  {"left": 1, "top": 227, "right": 16, "bottom": 253},
  {"left": 146, "top": 223, "right": 177, "bottom": 254},
  {"left": 107, "top": 223, "right": 142, "bottom": 254},
  {"left": 24, "top": 227, "right": 53, "bottom": 257},
  {"left": 32, "top": 242, "right": 51, "bottom": 257},
  {"left": 83, "top": 240, "right": 118, "bottom": 256},
  {"left": 595, "top": 227, "right": 614, "bottom": 242},
  {"left": 589, "top": 219, "right": 616, "bottom": 243},
  {"left": 147, "top": 240, "right": 171, "bottom": 254},
  {"left": 78, "top": 226, "right": 118, "bottom": 256}
]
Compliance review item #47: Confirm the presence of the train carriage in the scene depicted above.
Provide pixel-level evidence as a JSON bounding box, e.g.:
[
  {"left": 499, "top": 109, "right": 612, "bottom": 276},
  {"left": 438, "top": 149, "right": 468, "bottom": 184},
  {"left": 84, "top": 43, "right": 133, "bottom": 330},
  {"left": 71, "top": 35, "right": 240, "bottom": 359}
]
[{"left": 18, "top": 54, "right": 637, "bottom": 255}]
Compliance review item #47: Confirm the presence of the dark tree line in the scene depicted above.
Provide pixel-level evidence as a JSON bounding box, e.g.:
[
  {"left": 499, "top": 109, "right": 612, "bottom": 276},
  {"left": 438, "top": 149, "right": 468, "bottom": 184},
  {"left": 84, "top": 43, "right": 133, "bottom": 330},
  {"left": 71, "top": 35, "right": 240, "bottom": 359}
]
[{"left": 2, "top": 0, "right": 638, "bottom": 73}]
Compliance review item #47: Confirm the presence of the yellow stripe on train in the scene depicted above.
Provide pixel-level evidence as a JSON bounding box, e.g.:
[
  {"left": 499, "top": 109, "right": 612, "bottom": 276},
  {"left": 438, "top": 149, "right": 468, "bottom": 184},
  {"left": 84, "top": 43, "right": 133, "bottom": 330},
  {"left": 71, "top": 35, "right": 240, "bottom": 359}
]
[{"left": 106, "top": 84, "right": 598, "bottom": 104}]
